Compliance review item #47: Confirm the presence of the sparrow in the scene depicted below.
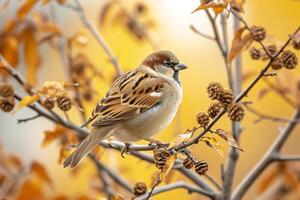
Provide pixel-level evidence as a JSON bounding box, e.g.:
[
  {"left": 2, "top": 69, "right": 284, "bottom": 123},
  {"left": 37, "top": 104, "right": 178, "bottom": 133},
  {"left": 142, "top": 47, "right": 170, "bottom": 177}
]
[{"left": 63, "top": 50, "right": 187, "bottom": 168}]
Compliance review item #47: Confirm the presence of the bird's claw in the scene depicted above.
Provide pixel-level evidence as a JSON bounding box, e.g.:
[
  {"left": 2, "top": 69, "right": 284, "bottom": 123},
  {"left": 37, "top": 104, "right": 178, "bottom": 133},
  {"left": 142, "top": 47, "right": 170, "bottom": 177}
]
[{"left": 120, "top": 143, "right": 131, "bottom": 158}]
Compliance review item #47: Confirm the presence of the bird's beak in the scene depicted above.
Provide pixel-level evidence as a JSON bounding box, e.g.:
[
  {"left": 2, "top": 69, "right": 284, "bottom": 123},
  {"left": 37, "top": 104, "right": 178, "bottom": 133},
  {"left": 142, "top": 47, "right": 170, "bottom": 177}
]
[{"left": 174, "top": 63, "right": 188, "bottom": 71}]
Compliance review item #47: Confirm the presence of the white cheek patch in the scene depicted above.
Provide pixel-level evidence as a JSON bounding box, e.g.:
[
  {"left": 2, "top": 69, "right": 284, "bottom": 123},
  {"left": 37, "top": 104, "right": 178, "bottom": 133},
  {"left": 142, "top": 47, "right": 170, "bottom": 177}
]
[{"left": 149, "top": 92, "right": 162, "bottom": 97}]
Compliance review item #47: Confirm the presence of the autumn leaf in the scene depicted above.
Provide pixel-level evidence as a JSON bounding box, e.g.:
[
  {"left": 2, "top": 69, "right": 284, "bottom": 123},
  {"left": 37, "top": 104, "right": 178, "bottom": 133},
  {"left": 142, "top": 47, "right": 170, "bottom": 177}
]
[
  {"left": 160, "top": 153, "right": 176, "bottom": 182},
  {"left": 7, "top": 154, "right": 23, "bottom": 170},
  {"left": 168, "top": 130, "right": 193, "bottom": 148},
  {"left": 42, "top": 125, "right": 66, "bottom": 147},
  {"left": 17, "top": 0, "right": 38, "bottom": 20},
  {"left": 0, "top": 35, "right": 19, "bottom": 68},
  {"left": 201, "top": 136, "right": 224, "bottom": 157},
  {"left": 15, "top": 94, "right": 40, "bottom": 112},
  {"left": 215, "top": 129, "right": 243, "bottom": 151},
  {"left": 21, "top": 26, "right": 40, "bottom": 85},
  {"left": 57, "top": 146, "right": 68, "bottom": 164},
  {"left": 192, "top": 1, "right": 228, "bottom": 14},
  {"left": 227, "top": 27, "right": 253, "bottom": 63},
  {"left": 30, "top": 161, "right": 52, "bottom": 186},
  {"left": 16, "top": 179, "right": 44, "bottom": 200}
]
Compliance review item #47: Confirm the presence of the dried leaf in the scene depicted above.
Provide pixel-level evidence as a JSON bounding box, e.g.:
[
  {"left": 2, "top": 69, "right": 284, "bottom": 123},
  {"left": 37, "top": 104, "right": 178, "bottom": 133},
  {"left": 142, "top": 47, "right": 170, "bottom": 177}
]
[
  {"left": 168, "top": 130, "right": 193, "bottom": 148},
  {"left": 17, "top": 0, "right": 38, "bottom": 20},
  {"left": 21, "top": 27, "right": 40, "bottom": 85},
  {"left": 42, "top": 125, "right": 66, "bottom": 147},
  {"left": 215, "top": 129, "right": 243, "bottom": 151},
  {"left": 16, "top": 94, "right": 40, "bottom": 112},
  {"left": 160, "top": 154, "right": 176, "bottom": 181},
  {"left": 7, "top": 154, "right": 23, "bottom": 170},
  {"left": 58, "top": 145, "right": 68, "bottom": 164},
  {"left": 227, "top": 27, "right": 253, "bottom": 63},
  {"left": 201, "top": 136, "right": 224, "bottom": 157},
  {"left": 30, "top": 161, "right": 52, "bottom": 185},
  {"left": 99, "top": 1, "right": 117, "bottom": 26},
  {"left": 0, "top": 35, "right": 19, "bottom": 68},
  {"left": 192, "top": 1, "right": 228, "bottom": 14}
]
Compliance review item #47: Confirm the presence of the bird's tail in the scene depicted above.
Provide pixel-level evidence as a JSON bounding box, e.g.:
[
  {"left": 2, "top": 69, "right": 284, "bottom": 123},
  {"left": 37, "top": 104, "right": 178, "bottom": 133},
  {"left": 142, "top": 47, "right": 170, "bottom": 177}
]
[{"left": 63, "top": 128, "right": 107, "bottom": 168}]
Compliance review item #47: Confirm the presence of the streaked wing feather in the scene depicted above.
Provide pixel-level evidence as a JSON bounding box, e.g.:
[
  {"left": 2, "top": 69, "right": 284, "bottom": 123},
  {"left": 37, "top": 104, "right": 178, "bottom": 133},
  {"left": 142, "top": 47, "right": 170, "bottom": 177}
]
[{"left": 90, "top": 70, "right": 165, "bottom": 127}]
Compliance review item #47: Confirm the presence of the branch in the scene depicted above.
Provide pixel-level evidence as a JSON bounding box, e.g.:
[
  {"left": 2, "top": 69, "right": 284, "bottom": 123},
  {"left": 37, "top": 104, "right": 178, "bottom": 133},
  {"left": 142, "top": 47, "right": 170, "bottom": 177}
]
[
  {"left": 232, "top": 109, "right": 300, "bottom": 200},
  {"left": 136, "top": 181, "right": 216, "bottom": 200},
  {"left": 17, "top": 114, "right": 41, "bottom": 124},
  {"left": 190, "top": 24, "right": 215, "bottom": 40},
  {"left": 275, "top": 155, "right": 300, "bottom": 162},
  {"left": 66, "top": 0, "right": 122, "bottom": 76}
]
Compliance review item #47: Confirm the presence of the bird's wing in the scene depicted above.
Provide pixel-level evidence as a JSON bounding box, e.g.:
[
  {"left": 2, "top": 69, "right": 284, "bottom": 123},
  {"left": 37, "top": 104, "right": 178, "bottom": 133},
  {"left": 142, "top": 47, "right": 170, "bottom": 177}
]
[{"left": 84, "top": 69, "right": 165, "bottom": 127}]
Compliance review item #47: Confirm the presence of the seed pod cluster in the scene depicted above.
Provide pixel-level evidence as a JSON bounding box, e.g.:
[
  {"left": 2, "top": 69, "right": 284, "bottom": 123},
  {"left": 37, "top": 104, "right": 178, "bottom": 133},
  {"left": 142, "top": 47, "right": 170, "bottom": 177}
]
[
  {"left": 41, "top": 97, "right": 55, "bottom": 110},
  {"left": 56, "top": 95, "right": 72, "bottom": 111},
  {"left": 292, "top": 37, "right": 300, "bottom": 50},
  {"left": 249, "top": 47, "right": 262, "bottom": 60},
  {"left": 206, "top": 82, "right": 233, "bottom": 108},
  {"left": 153, "top": 148, "right": 171, "bottom": 170},
  {"left": 228, "top": 103, "right": 245, "bottom": 121},
  {"left": 0, "top": 83, "right": 15, "bottom": 112},
  {"left": 250, "top": 26, "right": 266, "bottom": 42},
  {"left": 280, "top": 50, "right": 298, "bottom": 69},
  {"left": 133, "top": 181, "right": 147, "bottom": 196},
  {"left": 196, "top": 112, "right": 209, "bottom": 127},
  {"left": 195, "top": 160, "right": 209, "bottom": 175},
  {"left": 182, "top": 157, "right": 209, "bottom": 176},
  {"left": 207, "top": 101, "right": 222, "bottom": 118}
]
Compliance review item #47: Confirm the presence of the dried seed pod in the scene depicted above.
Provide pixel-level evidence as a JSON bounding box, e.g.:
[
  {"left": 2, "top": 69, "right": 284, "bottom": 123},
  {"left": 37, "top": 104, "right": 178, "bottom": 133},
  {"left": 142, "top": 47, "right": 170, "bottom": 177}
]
[
  {"left": 262, "top": 45, "right": 278, "bottom": 60},
  {"left": 153, "top": 148, "right": 170, "bottom": 170},
  {"left": 0, "top": 97, "right": 15, "bottom": 112},
  {"left": 196, "top": 112, "right": 209, "bottom": 127},
  {"left": 270, "top": 58, "right": 283, "bottom": 70},
  {"left": 249, "top": 47, "right": 262, "bottom": 60},
  {"left": 207, "top": 82, "right": 224, "bottom": 100},
  {"left": 207, "top": 101, "right": 222, "bottom": 118},
  {"left": 280, "top": 50, "right": 298, "bottom": 69},
  {"left": 250, "top": 26, "right": 266, "bottom": 42},
  {"left": 292, "top": 38, "right": 300, "bottom": 50},
  {"left": 183, "top": 157, "right": 194, "bottom": 169},
  {"left": 56, "top": 95, "right": 72, "bottom": 111},
  {"left": 219, "top": 89, "right": 233, "bottom": 108},
  {"left": 0, "top": 83, "right": 14, "bottom": 97},
  {"left": 133, "top": 182, "right": 147, "bottom": 196},
  {"left": 195, "top": 160, "right": 208, "bottom": 176},
  {"left": 41, "top": 98, "right": 55, "bottom": 110},
  {"left": 228, "top": 103, "right": 245, "bottom": 121}
]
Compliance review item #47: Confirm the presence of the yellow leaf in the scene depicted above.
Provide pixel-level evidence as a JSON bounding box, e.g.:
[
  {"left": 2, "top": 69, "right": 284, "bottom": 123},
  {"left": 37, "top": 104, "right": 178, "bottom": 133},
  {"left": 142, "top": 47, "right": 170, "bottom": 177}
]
[
  {"left": 17, "top": 0, "right": 38, "bottom": 20},
  {"left": 42, "top": 125, "right": 66, "bottom": 147},
  {"left": 201, "top": 136, "right": 224, "bottom": 157},
  {"left": 160, "top": 154, "right": 176, "bottom": 181},
  {"left": 215, "top": 129, "right": 243, "bottom": 151},
  {"left": 30, "top": 161, "right": 52, "bottom": 186},
  {"left": 227, "top": 27, "right": 253, "bottom": 63},
  {"left": 168, "top": 130, "right": 193, "bottom": 148},
  {"left": 21, "top": 27, "right": 40, "bottom": 85},
  {"left": 16, "top": 94, "right": 40, "bottom": 112}
]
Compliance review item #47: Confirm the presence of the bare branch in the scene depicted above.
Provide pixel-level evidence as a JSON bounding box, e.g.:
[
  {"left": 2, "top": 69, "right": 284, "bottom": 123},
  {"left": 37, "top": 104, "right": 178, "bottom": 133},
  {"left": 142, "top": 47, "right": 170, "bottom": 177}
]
[
  {"left": 136, "top": 181, "right": 216, "bottom": 200},
  {"left": 275, "top": 155, "right": 300, "bottom": 162},
  {"left": 66, "top": 0, "right": 122, "bottom": 76},
  {"left": 17, "top": 114, "right": 41, "bottom": 124},
  {"left": 232, "top": 109, "right": 300, "bottom": 200},
  {"left": 190, "top": 24, "right": 215, "bottom": 40}
]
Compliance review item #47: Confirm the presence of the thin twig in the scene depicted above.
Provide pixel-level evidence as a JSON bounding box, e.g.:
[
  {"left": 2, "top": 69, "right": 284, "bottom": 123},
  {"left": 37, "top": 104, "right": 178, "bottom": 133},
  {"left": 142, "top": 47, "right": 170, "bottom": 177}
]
[
  {"left": 232, "top": 109, "right": 300, "bottom": 200},
  {"left": 190, "top": 24, "right": 215, "bottom": 40},
  {"left": 67, "top": 0, "right": 122, "bottom": 76},
  {"left": 136, "top": 181, "right": 216, "bottom": 200},
  {"left": 275, "top": 155, "right": 300, "bottom": 162},
  {"left": 17, "top": 114, "right": 41, "bottom": 124}
]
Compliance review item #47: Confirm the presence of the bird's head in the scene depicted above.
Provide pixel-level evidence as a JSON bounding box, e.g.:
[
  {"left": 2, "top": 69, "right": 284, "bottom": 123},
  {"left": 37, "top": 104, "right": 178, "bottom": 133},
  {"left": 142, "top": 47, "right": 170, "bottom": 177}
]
[{"left": 141, "top": 50, "right": 187, "bottom": 82}]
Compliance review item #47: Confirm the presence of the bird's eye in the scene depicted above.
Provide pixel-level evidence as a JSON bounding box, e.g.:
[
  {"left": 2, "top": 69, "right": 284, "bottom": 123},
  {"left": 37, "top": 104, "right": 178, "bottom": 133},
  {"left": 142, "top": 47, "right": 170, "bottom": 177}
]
[{"left": 164, "top": 60, "right": 173, "bottom": 68}]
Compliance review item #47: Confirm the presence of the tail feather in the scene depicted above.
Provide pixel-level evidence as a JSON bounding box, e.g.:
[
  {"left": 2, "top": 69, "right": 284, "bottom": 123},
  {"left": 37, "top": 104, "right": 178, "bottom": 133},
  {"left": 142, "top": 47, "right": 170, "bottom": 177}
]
[{"left": 63, "top": 130, "right": 104, "bottom": 168}]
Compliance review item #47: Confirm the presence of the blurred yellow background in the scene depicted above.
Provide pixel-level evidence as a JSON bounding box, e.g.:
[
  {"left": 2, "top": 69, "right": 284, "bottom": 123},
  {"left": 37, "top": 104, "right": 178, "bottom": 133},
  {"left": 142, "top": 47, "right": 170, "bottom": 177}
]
[{"left": 1, "top": 0, "right": 300, "bottom": 199}]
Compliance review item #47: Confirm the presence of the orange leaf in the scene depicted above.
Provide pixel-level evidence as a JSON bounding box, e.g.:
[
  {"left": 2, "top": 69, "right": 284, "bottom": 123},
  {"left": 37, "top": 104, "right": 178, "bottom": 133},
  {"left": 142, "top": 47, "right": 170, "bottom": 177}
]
[
  {"left": 0, "top": 35, "right": 19, "bottom": 68},
  {"left": 17, "top": 0, "right": 38, "bottom": 20},
  {"left": 30, "top": 161, "right": 52, "bottom": 186},
  {"left": 57, "top": 146, "right": 68, "bottom": 164},
  {"left": 42, "top": 125, "right": 66, "bottom": 147},
  {"left": 160, "top": 154, "right": 176, "bottom": 181},
  {"left": 215, "top": 129, "right": 243, "bottom": 151},
  {"left": 192, "top": 2, "right": 227, "bottom": 14},
  {"left": 227, "top": 27, "right": 253, "bottom": 63},
  {"left": 16, "top": 179, "right": 43, "bottom": 200},
  {"left": 21, "top": 27, "right": 40, "bottom": 85}
]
